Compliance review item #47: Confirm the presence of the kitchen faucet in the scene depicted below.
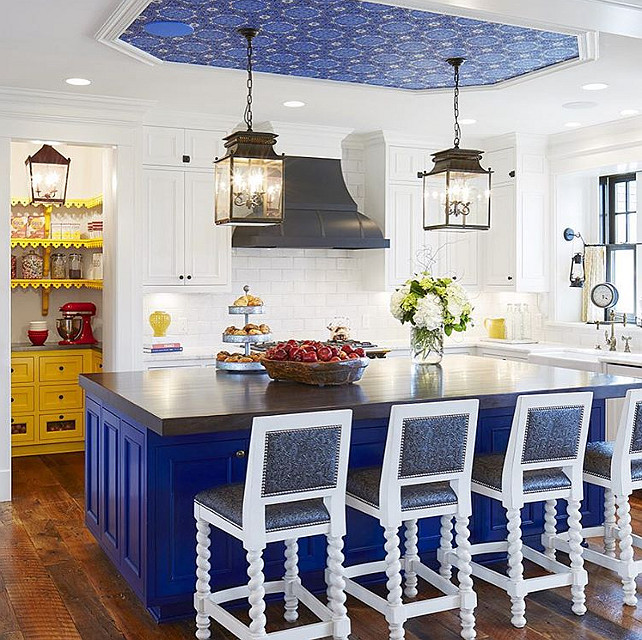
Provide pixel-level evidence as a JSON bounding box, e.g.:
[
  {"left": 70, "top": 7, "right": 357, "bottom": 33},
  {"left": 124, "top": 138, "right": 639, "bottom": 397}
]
[{"left": 604, "top": 310, "right": 626, "bottom": 352}]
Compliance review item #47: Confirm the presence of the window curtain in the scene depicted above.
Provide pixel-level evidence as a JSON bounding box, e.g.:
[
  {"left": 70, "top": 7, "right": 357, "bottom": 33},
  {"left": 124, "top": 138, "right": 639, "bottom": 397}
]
[{"left": 582, "top": 245, "right": 606, "bottom": 322}]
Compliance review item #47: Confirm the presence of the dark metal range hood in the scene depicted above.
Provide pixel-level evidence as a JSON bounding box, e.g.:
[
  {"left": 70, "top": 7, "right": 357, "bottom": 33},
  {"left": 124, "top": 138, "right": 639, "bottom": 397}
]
[{"left": 232, "top": 156, "right": 390, "bottom": 250}]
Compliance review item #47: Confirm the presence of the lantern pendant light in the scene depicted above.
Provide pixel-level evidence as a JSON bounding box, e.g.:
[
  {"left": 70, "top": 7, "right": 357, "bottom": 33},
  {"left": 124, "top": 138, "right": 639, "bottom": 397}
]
[
  {"left": 418, "top": 58, "right": 492, "bottom": 231},
  {"left": 214, "top": 27, "right": 285, "bottom": 226},
  {"left": 25, "top": 144, "right": 71, "bottom": 205}
]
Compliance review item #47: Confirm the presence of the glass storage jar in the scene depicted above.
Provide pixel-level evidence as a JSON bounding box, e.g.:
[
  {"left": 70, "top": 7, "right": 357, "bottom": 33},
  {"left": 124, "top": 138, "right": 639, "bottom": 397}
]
[
  {"left": 21, "top": 249, "right": 43, "bottom": 279},
  {"left": 50, "top": 253, "right": 67, "bottom": 279},
  {"left": 68, "top": 253, "right": 83, "bottom": 279}
]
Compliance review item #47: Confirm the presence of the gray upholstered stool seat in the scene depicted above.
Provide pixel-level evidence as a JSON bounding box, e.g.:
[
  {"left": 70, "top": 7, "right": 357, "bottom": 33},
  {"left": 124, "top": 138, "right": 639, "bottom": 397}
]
[
  {"left": 195, "top": 483, "right": 330, "bottom": 533},
  {"left": 347, "top": 466, "right": 458, "bottom": 511},
  {"left": 472, "top": 453, "right": 572, "bottom": 494},
  {"left": 584, "top": 441, "right": 642, "bottom": 481}
]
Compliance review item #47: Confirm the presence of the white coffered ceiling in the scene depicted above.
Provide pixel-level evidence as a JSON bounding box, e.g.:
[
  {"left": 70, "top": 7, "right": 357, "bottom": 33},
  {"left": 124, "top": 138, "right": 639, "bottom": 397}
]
[{"left": 1, "top": 0, "right": 641, "bottom": 138}]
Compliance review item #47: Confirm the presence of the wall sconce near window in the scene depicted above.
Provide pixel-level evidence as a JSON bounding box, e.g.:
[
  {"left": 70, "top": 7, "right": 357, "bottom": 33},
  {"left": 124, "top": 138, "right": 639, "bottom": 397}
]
[
  {"left": 563, "top": 227, "right": 586, "bottom": 288},
  {"left": 25, "top": 144, "right": 71, "bottom": 205}
]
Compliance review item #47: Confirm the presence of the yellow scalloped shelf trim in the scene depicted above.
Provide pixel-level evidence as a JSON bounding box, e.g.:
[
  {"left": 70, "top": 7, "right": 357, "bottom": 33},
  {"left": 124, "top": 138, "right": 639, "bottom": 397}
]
[
  {"left": 11, "top": 279, "right": 103, "bottom": 290},
  {"left": 11, "top": 195, "right": 103, "bottom": 209},
  {"left": 11, "top": 238, "right": 103, "bottom": 249}
]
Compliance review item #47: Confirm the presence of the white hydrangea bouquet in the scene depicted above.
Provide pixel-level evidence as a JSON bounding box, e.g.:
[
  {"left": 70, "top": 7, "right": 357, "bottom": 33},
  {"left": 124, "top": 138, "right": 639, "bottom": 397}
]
[{"left": 390, "top": 273, "right": 473, "bottom": 364}]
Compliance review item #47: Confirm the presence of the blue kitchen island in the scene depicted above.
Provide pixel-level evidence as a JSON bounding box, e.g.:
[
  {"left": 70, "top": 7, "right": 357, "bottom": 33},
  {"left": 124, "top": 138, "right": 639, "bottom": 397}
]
[{"left": 79, "top": 355, "right": 642, "bottom": 622}]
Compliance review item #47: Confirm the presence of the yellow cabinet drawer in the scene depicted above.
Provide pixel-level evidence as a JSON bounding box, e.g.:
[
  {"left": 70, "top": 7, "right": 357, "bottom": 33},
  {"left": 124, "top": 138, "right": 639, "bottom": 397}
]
[
  {"left": 39, "top": 385, "right": 83, "bottom": 412},
  {"left": 11, "top": 414, "right": 36, "bottom": 446},
  {"left": 39, "top": 411, "right": 84, "bottom": 443},
  {"left": 92, "top": 352, "right": 103, "bottom": 373},
  {"left": 11, "top": 386, "right": 35, "bottom": 413},
  {"left": 39, "top": 355, "right": 84, "bottom": 383},
  {"left": 11, "top": 357, "right": 34, "bottom": 384}
]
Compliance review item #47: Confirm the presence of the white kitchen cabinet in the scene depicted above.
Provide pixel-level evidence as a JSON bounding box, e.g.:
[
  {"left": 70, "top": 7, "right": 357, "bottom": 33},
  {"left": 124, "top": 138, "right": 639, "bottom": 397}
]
[
  {"left": 143, "top": 126, "right": 224, "bottom": 169},
  {"left": 438, "top": 231, "right": 480, "bottom": 288},
  {"left": 388, "top": 146, "right": 424, "bottom": 182},
  {"left": 480, "top": 135, "right": 549, "bottom": 292},
  {"left": 143, "top": 168, "right": 231, "bottom": 287}
]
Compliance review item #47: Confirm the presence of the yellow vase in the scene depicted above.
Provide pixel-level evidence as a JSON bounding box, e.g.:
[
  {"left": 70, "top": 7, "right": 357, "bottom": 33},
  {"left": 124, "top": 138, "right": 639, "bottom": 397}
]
[{"left": 149, "top": 310, "right": 171, "bottom": 338}]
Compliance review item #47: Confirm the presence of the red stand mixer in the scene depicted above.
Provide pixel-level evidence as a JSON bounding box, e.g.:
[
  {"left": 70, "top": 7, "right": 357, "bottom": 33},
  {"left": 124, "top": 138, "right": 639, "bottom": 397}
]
[{"left": 56, "top": 302, "right": 98, "bottom": 345}]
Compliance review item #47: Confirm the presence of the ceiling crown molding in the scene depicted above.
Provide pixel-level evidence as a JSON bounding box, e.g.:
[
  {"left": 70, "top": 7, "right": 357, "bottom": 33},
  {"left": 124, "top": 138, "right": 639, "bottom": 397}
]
[{"left": 0, "top": 87, "right": 155, "bottom": 125}]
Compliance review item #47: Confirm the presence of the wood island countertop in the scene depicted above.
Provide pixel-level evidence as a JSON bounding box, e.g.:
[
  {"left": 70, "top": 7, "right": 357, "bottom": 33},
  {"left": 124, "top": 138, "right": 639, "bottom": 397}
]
[{"left": 79, "top": 355, "right": 642, "bottom": 436}]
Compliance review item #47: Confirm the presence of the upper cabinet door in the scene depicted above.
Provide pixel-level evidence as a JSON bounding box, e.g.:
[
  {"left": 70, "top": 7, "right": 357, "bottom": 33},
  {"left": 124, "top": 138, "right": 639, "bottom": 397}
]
[
  {"left": 183, "top": 129, "right": 224, "bottom": 170},
  {"left": 142, "top": 169, "right": 185, "bottom": 286},
  {"left": 389, "top": 146, "right": 425, "bottom": 183},
  {"left": 143, "top": 127, "right": 184, "bottom": 166},
  {"left": 482, "top": 183, "right": 516, "bottom": 289},
  {"left": 484, "top": 148, "right": 515, "bottom": 187},
  {"left": 183, "top": 172, "right": 231, "bottom": 286}
]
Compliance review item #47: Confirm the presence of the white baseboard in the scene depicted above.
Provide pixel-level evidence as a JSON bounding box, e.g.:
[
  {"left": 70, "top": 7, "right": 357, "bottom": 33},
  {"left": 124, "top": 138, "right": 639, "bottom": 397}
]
[{"left": 0, "top": 468, "right": 11, "bottom": 502}]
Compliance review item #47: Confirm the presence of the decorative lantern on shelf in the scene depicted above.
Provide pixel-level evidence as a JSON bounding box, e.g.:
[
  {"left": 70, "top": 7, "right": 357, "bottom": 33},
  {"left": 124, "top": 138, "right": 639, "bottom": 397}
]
[
  {"left": 214, "top": 28, "right": 284, "bottom": 226},
  {"left": 25, "top": 144, "right": 71, "bottom": 205},
  {"left": 418, "top": 58, "right": 492, "bottom": 231},
  {"left": 563, "top": 227, "right": 586, "bottom": 288}
]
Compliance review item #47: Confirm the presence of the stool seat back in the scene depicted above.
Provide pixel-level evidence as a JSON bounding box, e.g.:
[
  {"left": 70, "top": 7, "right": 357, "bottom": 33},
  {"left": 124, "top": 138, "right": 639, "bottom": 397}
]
[{"left": 611, "top": 388, "right": 642, "bottom": 495}]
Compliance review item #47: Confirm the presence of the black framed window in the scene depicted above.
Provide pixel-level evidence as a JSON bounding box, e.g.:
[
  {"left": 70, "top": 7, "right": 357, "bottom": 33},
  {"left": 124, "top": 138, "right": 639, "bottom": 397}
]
[{"left": 599, "top": 173, "right": 637, "bottom": 321}]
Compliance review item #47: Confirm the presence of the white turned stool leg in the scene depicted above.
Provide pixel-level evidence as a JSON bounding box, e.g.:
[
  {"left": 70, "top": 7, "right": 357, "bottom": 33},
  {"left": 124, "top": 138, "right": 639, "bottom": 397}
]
[
  {"left": 195, "top": 519, "right": 212, "bottom": 640},
  {"left": 384, "top": 526, "right": 405, "bottom": 640},
  {"left": 438, "top": 515, "right": 454, "bottom": 580},
  {"left": 283, "top": 539, "right": 300, "bottom": 622},
  {"left": 543, "top": 499, "right": 557, "bottom": 561},
  {"left": 567, "top": 499, "right": 587, "bottom": 615},
  {"left": 403, "top": 519, "right": 419, "bottom": 598},
  {"left": 616, "top": 494, "right": 638, "bottom": 606},
  {"left": 454, "top": 516, "right": 476, "bottom": 640},
  {"left": 506, "top": 507, "right": 526, "bottom": 628},
  {"left": 246, "top": 548, "right": 267, "bottom": 638},
  {"left": 604, "top": 489, "right": 617, "bottom": 558},
  {"left": 326, "top": 535, "right": 350, "bottom": 640}
]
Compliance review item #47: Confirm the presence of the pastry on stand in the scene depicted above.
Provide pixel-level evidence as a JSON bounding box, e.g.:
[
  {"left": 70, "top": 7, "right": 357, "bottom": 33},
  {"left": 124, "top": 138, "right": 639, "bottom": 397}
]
[{"left": 216, "top": 285, "right": 271, "bottom": 373}]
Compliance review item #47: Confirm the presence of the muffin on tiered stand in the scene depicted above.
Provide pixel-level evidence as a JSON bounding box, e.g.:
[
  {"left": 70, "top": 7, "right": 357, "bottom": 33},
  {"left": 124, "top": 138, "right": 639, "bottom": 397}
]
[{"left": 216, "top": 285, "right": 271, "bottom": 373}]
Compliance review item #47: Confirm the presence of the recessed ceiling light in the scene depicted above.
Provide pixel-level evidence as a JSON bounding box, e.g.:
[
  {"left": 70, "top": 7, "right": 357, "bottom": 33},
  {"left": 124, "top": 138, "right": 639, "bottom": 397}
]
[
  {"left": 459, "top": 118, "right": 477, "bottom": 125},
  {"left": 582, "top": 83, "right": 608, "bottom": 91},
  {"left": 562, "top": 101, "right": 597, "bottom": 110},
  {"left": 620, "top": 109, "right": 640, "bottom": 117},
  {"left": 65, "top": 78, "right": 91, "bottom": 86},
  {"left": 144, "top": 21, "right": 194, "bottom": 37},
  {"left": 565, "top": 121, "right": 582, "bottom": 128},
  {"left": 283, "top": 100, "right": 306, "bottom": 108}
]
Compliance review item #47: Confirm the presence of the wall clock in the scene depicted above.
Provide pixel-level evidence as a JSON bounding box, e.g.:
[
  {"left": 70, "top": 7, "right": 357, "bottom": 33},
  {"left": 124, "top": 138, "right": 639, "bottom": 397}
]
[{"left": 590, "top": 282, "right": 619, "bottom": 309}]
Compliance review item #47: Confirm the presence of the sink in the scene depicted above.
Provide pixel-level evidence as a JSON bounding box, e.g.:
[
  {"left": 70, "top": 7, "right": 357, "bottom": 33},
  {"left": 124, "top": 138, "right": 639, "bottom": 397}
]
[{"left": 527, "top": 349, "right": 602, "bottom": 372}]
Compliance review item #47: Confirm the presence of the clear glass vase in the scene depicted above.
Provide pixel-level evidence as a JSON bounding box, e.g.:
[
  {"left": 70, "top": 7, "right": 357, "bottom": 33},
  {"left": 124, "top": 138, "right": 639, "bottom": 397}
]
[{"left": 411, "top": 326, "right": 444, "bottom": 365}]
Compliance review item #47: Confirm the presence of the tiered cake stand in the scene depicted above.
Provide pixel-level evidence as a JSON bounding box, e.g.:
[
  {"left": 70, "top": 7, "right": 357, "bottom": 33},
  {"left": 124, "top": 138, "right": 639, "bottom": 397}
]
[{"left": 216, "top": 286, "right": 271, "bottom": 373}]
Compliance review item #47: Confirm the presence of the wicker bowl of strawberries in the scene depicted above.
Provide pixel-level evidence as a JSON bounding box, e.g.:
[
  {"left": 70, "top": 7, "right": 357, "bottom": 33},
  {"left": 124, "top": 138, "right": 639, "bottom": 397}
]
[{"left": 261, "top": 340, "right": 369, "bottom": 386}]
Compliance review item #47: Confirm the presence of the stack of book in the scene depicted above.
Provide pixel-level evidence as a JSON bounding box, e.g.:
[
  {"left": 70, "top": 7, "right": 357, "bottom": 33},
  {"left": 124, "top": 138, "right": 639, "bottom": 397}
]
[{"left": 143, "top": 342, "right": 183, "bottom": 354}]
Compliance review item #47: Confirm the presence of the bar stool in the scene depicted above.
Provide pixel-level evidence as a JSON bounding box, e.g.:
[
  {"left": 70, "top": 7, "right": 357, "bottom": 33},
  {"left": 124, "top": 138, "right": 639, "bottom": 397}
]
[
  {"left": 344, "top": 399, "right": 480, "bottom": 640},
  {"left": 463, "top": 392, "right": 593, "bottom": 628},
  {"left": 193, "top": 409, "right": 353, "bottom": 640},
  {"left": 547, "top": 388, "right": 642, "bottom": 606}
]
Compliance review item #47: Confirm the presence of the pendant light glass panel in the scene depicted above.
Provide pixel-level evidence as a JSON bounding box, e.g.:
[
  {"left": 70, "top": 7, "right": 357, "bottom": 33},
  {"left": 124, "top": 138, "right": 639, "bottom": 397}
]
[{"left": 422, "top": 168, "right": 491, "bottom": 231}]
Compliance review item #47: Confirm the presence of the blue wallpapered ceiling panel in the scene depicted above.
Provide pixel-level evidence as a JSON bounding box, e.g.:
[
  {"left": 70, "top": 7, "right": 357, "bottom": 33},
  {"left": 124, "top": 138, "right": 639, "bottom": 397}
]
[{"left": 119, "top": 0, "right": 580, "bottom": 91}]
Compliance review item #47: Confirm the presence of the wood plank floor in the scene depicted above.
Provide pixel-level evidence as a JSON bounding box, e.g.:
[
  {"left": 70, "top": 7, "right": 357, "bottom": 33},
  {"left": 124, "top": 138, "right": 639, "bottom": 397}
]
[{"left": 3, "top": 452, "right": 642, "bottom": 640}]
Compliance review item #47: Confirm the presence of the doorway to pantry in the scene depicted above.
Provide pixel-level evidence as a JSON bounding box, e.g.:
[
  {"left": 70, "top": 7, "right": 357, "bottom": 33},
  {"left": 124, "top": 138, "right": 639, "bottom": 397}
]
[{"left": 9, "top": 140, "right": 108, "bottom": 460}]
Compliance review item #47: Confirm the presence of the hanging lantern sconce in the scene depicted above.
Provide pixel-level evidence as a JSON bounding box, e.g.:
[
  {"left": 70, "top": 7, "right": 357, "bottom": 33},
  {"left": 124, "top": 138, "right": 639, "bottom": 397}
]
[
  {"left": 25, "top": 144, "right": 71, "bottom": 205},
  {"left": 563, "top": 227, "right": 586, "bottom": 288},
  {"left": 418, "top": 58, "right": 492, "bottom": 231},
  {"left": 214, "top": 28, "right": 285, "bottom": 226}
]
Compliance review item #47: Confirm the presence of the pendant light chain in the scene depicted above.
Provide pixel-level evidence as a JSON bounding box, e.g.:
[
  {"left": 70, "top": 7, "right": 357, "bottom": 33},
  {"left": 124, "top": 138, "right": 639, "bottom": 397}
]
[
  {"left": 450, "top": 58, "right": 463, "bottom": 149},
  {"left": 241, "top": 29, "right": 256, "bottom": 131}
]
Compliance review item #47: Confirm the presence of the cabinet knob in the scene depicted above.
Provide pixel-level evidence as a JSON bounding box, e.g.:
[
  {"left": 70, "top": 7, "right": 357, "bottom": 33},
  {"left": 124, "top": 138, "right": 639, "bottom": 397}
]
[
  {"left": 11, "top": 368, "right": 14, "bottom": 373},
  {"left": 182, "top": 155, "right": 191, "bottom": 163},
  {"left": 507, "top": 276, "right": 513, "bottom": 281},
  {"left": 59, "top": 415, "right": 64, "bottom": 420},
  {"left": 11, "top": 397, "right": 14, "bottom": 403},
  {"left": 59, "top": 366, "right": 64, "bottom": 371},
  {"left": 59, "top": 395, "right": 64, "bottom": 400},
  {"left": 179, "top": 275, "right": 184, "bottom": 280},
  {"left": 187, "top": 275, "right": 192, "bottom": 280},
  {"left": 235, "top": 450, "right": 246, "bottom": 458},
  {"left": 11, "top": 418, "right": 14, "bottom": 424}
]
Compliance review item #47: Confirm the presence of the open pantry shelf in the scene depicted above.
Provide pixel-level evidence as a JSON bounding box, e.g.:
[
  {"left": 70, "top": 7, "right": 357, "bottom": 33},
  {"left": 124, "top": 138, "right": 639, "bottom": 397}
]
[
  {"left": 11, "top": 279, "right": 103, "bottom": 291},
  {"left": 11, "top": 195, "right": 103, "bottom": 209},
  {"left": 11, "top": 238, "right": 103, "bottom": 249}
]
